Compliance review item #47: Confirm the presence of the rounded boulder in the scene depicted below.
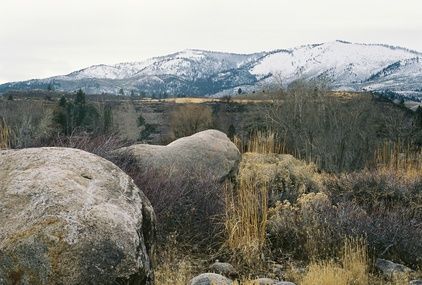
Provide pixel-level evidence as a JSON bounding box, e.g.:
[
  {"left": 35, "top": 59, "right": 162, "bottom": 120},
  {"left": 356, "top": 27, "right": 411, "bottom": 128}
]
[
  {"left": 0, "top": 147, "right": 155, "bottom": 285},
  {"left": 118, "top": 129, "right": 241, "bottom": 182}
]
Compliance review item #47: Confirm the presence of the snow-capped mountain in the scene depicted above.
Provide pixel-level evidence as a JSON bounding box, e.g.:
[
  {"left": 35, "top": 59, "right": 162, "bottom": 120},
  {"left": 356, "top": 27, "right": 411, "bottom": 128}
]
[{"left": 1, "top": 41, "right": 421, "bottom": 100}]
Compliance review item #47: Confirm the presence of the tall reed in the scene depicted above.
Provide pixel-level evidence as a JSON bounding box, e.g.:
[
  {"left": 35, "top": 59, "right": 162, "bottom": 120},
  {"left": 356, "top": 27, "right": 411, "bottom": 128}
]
[
  {"left": 301, "top": 237, "right": 369, "bottom": 285},
  {"left": 373, "top": 140, "right": 422, "bottom": 175},
  {"left": 234, "top": 130, "right": 285, "bottom": 154},
  {"left": 224, "top": 174, "right": 268, "bottom": 265},
  {"left": 0, "top": 117, "right": 12, "bottom": 149}
]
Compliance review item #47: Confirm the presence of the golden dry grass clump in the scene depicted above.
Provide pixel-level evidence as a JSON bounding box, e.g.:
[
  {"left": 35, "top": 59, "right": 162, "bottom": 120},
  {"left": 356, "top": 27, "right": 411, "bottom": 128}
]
[
  {"left": 224, "top": 171, "right": 268, "bottom": 265},
  {"left": 240, "top": 152, "right": 324, "bottom": 203},
  {"left": 0, "top": 117, "right": 12, "bottom": 149},
  {"left": 374, "top": 140, "right": 422, "bottom": 177},
  {"left": 234, "top": 130, "right": 285, "bottom": 154},
  {"left": 301, "top": 238, "right": 369, "bottom": 285},
  {"left": 224, "top": 152, "right": 323, "bottom": 265},
  {"left": 154, "top": 237, "right": 196, "bottom": 285},
  {"left": 155, "top": 257, "right": 193, "bottom": 285}
]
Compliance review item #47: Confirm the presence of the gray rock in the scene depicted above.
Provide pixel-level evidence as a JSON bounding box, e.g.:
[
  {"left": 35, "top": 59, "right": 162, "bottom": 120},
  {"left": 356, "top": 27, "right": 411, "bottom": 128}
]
[
  {"left": 209, "top": 261, "right": 239, "bottom": 278},
  {"left": 0, "top": 147, "right": 155, "bottom": 285},
  {"left": 250, "top": 278, "right": 296, "bottom": 285},
  {"left": 375, "top": 258, "right": 413, "bottom": 278},
  {"left": 410, "top": 280, "right": 422, "bottom": 285},
  {"left": 272, "top": 263, "right": 285, "bottom": 278},
  {"left": 189, "top": 273, "right": 233, "bottom": 285},
  {"left": 251, "top": 278, "right": 278, "bottom": 285},
  {"left": 118, "top": 130, "right": 241, "bottom": 182}
]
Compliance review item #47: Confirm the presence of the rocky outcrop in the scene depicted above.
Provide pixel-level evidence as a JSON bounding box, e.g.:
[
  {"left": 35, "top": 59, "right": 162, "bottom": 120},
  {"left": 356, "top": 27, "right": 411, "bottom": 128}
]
[
  {"left": 118, "top": 130, "right": 241, "bottom": 182},
  {"left": 0, "top": 147, "right": 155, "bottom": 285},
  {"left": 189, "top": 273, "right": 233, "bottom": 285}
]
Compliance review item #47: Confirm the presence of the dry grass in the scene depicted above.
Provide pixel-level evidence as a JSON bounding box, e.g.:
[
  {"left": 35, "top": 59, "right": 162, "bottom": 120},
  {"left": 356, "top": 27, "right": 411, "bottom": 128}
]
[
  {"left": 300, "top": 237, "right": 369, "bottom": 285},
  {"left": 155, "top": 257, "right": 194, "bottom": 285},
  {"left": 0, "top": 117, "right": 13, "bottom": 149},
  {"left": 234, "top": 131, "right": 285, "bottom": 154},
  {"left": 341, "top": 238, "right": 369, "bottom": 285},
  {"left": 373, "top": 140, "right": 422, "bottom": 176},
  {"left": 224, "top": 173, "right": 268, "bottom": 265},
  {"left": 301, "top": 261, "right": 351, "bottom": 285},
  {"left": 161, "top": 97, "right": 271, "bottom": 104},
  {"left": 153, "top": 234, "right": 198, "bottom": 285}
]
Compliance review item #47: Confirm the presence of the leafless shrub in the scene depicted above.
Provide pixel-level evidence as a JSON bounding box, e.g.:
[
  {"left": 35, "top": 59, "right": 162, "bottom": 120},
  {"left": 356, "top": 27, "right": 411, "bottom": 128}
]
[
  {"left": 108, "top": 151, "right": 227, "bottom": 249},
  {"left": 267, "top": 169, "right": 422, "bottom": 266},
  {"left": 0, "top": 100, "right": 58, "bottom": 148},
  {"left": 46, "top": 133, "right": 128, "bottom": 157},
  {"left": 325, "top": 169, "right": 422, "bottom": 265},
  {"left": 266, "top": 80, "right": 418, "bottom": 172},
  {"left": 170, "top": 104, "right": 213, "bottom": 138}
]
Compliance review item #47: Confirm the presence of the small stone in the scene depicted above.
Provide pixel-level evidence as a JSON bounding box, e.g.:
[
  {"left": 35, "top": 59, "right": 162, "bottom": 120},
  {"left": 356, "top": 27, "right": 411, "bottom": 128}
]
[
  {"left": 251, "top": 278, "right": 277, "bottom": 285},
  {"left": 209, "top": 261, "right": 239, "bottom": 278},
  {"left": 250, "top": 278, "right": 296, "bottom": 285},
  {"left": 272, "top": 264, "right": 285, "bottom": 278},
  {"left": 189, "top": 273, "right": 233, "bottom": 285}
]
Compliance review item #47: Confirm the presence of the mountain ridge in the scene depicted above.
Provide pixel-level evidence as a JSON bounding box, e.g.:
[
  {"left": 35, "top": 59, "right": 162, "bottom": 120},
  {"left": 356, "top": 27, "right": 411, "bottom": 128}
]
[{"left": 1, "top": 40, "right": 421, "bottom": 101}]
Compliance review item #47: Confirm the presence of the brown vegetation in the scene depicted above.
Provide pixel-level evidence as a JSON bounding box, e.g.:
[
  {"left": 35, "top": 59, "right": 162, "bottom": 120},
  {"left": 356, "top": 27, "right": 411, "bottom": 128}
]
[
  {"left": 170, "top": 104, "right": 213, "bottom": 138},
  {"left": 0, "top": 117, "right": 12, "bottom": 149},
  {"left": 264, "top": 80, "right": 419, "bottom": 172}
]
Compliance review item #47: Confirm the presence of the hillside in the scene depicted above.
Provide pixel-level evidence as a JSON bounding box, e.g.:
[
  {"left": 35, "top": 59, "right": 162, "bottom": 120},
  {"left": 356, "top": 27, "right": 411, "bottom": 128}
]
[{"left": 1, "top": 41, "right": 421, "bottom": 100}]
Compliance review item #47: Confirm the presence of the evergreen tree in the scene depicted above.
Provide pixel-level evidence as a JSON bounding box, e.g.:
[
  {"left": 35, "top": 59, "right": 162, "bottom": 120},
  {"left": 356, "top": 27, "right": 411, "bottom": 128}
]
[
  {"left": 53, "top": 96, "right": 71, "bottom": 134},
  {"left": 74, "top": 89, "right": 86, "bottom": 127},
  {"left": 59, "top": 96, "right": 67, "bottom": 107},
  {"left": 227, "top": 124, "right": 236, "bottom": 140},
  {"left": 416, "top": 106, "right": 422, "bottom": 129},
  {"left": 102, "top": 105, "right": 113, "bottom": 133},
  {"left": 137, "top": 114, "right": 146, "bottom": 127}
]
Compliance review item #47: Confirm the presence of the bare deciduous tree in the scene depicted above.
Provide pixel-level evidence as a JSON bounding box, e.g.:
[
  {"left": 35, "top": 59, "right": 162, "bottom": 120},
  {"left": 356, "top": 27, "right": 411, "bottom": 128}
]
[
  {"left": 170, "top": 104, "right": 213, "bottom": 138},
  {"left": 265, "top": 79, "right": 410, "bottom": 172}
]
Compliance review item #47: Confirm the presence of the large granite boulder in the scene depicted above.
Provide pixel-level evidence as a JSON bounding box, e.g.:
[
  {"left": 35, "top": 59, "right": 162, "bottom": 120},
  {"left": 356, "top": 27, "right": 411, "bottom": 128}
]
[
  {"left": 0, "top": 147, "right": 155, "bottom": 285},
  {"left": 118, "top": 130, "right": 241, "bottom": 182}
]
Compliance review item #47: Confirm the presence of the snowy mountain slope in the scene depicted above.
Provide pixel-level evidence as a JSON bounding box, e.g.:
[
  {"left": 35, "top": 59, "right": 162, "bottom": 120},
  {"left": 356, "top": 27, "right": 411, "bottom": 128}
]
[
  {"left": 1, "top": 41, "right": 421, "bottom": 100},
  {"left": 251, "top": 41, "right": 419, "bottom": 84},
  {"left": 362, "top": 57, "right": 422, "bottom": 101}
]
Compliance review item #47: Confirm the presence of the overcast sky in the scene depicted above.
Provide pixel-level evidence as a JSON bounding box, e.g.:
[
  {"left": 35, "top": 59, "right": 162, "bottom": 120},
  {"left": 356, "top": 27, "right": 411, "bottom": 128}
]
[{"left": 1, "top": 0, "right": 421, "bottom": 83}]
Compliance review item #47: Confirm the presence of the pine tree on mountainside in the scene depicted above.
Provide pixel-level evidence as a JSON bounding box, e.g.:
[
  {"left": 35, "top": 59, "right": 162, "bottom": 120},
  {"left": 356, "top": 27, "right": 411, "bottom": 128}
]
[
  {"left": 416, "top": 106, "right": 422, "bottom": 129},
  {"left": 227, "top": 124, "right": 236, "bottom": 140},
  {"left": 102, "top": 105, "right": 113, "bottom": 133},
  {"left": 74, "top": 89, "right": 86, "bottom": 127},
  {"left": 53, "top": 91, "right": 104, "bottom": 135}
]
